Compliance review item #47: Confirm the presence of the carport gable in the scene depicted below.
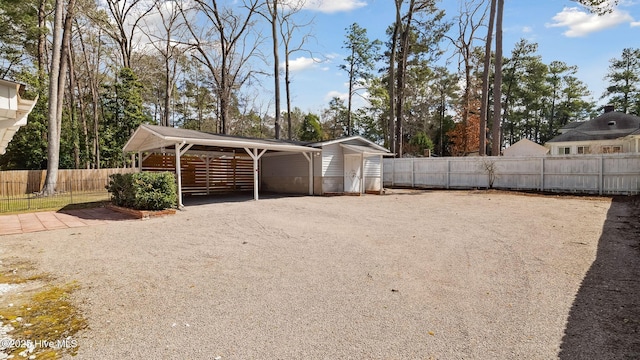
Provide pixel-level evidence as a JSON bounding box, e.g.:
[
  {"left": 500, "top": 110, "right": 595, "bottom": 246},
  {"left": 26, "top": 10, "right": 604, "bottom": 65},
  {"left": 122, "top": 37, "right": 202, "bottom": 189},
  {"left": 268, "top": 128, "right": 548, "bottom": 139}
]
[{"left": 123, "top": 124, "right": 320, "bottom": 206}]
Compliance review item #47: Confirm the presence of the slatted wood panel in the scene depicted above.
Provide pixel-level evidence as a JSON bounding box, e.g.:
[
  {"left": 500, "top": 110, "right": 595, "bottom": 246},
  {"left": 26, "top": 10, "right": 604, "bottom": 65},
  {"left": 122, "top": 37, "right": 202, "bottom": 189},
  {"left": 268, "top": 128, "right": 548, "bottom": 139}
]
[
  {"left": 142, "top": 154, "right": 254, "bottom": 194},
  {"left": 0, "top": 168, "right": 138, "bottom": 196},
  {"left": 384, "top": 154, "right": 640, "bottom": 195}
]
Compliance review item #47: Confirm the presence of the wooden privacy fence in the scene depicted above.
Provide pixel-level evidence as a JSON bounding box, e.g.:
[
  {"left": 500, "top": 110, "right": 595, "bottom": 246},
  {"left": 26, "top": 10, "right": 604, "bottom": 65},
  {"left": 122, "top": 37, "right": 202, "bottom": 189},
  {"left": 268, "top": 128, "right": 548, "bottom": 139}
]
[
  {"left": 143, "top": 154, "right": 253, "bottom": 194},
  {"left": 384, "top": 154, "right": 640, "bottom": 195},
  {"left": 0, "top": 168, "right": 139, "bottom": 196}
]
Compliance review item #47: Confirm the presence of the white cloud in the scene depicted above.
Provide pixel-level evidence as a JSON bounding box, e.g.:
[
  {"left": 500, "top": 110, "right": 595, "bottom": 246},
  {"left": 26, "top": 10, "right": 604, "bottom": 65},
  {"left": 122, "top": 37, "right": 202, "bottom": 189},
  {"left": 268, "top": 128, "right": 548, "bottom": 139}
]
[
  {"left": 522, "top": 26, "right": 533, "bottom": 33},
  {"left": 632, "top": 21, "right": 640, "bottom": 27},
  {"left": 303, "top": 0, "right": 367, "bottom": 13},
  {"left": 324, "top": 90, "right": 348, "bottom": 102},
  {"left": 282, "top": 56, "right": 320, "bottom": 72},
  {"left": 546, "top": 6, "right": 634, "bottom": 37}
]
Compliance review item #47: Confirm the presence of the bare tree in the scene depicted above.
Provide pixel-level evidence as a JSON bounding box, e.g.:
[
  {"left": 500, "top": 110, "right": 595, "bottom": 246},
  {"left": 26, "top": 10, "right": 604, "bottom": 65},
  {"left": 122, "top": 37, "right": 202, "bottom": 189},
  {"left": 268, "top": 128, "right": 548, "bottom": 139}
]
[
  {"left": 97, "top": 0, "right": 154, "bottom": 69},
  {"left": 279, "top": 0, "right": 314, "bottom": 140},
  {"left": 141, "top": 0, "right": 192, "bottom": 127},
  {"left": 445, "top": 0, "right": 488, "bottom": 155},
  {"left": 180, "top": 0, "right": 263, "bottom": 134},
  {"left": 257, "top": 0, "right": 282, "bottom": 138}
]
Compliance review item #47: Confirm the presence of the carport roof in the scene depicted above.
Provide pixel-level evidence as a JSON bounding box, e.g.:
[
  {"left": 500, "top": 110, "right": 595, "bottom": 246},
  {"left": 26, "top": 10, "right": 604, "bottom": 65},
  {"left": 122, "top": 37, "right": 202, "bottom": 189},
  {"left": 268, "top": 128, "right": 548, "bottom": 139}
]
[{"left": 123, "top": 124, "right": 321, "bottom": 154}]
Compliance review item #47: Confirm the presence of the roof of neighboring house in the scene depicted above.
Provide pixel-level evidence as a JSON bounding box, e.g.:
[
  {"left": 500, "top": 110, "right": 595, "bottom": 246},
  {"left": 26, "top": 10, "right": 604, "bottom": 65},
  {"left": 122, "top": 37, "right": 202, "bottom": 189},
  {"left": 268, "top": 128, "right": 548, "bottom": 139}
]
[
  {"left": 503, "top": 138, "right": 549, "bottom": 156},
  {"left": 558, "top": 121, "right": 585, "bottom": 133},
  {"left": 547, "top": 111, "right": 640, "bottom": 143}
]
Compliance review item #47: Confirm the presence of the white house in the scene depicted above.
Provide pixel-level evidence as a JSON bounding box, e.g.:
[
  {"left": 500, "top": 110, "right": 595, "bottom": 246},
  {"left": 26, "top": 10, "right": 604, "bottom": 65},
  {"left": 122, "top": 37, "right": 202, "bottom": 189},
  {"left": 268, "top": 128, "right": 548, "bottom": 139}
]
[
  {"left": 0, "top": 79, "right": 38, "bottom": 154},
  {"left": 545, "top": 106, "right": 640, "bottom": 155}
]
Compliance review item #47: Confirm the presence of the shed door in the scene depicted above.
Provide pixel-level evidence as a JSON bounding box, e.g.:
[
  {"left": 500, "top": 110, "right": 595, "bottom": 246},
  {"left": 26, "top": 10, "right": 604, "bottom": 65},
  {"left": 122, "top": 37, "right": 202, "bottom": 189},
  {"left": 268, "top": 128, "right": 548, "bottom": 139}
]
[{"left": 344, "top": 154, "right": 362, "bottom": 193}]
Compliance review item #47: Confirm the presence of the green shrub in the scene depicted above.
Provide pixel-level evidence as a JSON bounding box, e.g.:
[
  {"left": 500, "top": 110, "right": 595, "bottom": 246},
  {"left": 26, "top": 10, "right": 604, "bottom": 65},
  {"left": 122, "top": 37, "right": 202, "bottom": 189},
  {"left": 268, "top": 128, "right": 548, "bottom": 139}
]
[{"left": 106, "top": 172, "right": 177, "bottom": 210}]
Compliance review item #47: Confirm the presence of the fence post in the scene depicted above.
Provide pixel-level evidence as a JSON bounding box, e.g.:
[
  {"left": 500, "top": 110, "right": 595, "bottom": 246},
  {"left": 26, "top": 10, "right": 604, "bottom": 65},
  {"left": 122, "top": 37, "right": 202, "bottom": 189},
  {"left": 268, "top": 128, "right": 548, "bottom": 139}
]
[
  {"left": 411, "top": 158, "right": 415, "bottom": 188},
  {"left": 540, "top": 157, "right": 545, "bottom": 192},
  {"left": 599, "top": 155, "right": 604, "bottom": 195},
  {"left": 446, "top": 159, "right": 451, "bottom": 189},
  {"left": 391, "top": 159, "right": 395, "bottom": 187}
]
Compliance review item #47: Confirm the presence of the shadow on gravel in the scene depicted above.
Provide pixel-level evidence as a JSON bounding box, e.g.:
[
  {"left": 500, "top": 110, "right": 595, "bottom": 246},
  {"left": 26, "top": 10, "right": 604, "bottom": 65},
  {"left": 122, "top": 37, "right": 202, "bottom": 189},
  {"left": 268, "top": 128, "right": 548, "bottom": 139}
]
[
  {"left": 182, "top": 192, "right": 305, "bottom": 206},
  {"left": 559, "top": 196, "right": 640, "bottom": 360},
  {"left": 58, "top": 205, "right": 135, "bottom": 221}
]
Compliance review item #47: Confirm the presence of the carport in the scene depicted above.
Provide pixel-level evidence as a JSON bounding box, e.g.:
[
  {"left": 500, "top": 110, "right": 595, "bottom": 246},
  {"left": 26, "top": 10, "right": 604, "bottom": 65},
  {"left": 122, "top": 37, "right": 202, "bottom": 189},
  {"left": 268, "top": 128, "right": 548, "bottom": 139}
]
[{"left": 123, "top": 124, "right": 321, "bottom": 207}]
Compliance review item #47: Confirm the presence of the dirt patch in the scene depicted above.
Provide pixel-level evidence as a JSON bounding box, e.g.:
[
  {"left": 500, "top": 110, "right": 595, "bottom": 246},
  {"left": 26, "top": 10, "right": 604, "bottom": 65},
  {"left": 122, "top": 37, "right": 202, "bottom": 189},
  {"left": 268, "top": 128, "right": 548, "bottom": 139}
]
[
  {"left": 0, "top": 190, "right": 636, "bottom": 359},
  {"left": 0, "top": 258, "right": 86, "bottom": 359}
]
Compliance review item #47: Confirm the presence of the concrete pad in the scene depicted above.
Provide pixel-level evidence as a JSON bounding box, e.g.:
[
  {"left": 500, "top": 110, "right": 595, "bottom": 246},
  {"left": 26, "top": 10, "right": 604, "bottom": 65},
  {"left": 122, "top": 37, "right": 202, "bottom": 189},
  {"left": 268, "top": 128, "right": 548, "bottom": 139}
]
[
  {"left": 0, "top": 207, "right": 138, "bottom": 236},
  {"left": 35, "top": 212, "right": 67, "bottom": 230},
  {"left": 17, "top": 213, "right": 46, "bottom": 233},
  {"left": 0, "top": 215, "right": 22, "bottom": 235}
]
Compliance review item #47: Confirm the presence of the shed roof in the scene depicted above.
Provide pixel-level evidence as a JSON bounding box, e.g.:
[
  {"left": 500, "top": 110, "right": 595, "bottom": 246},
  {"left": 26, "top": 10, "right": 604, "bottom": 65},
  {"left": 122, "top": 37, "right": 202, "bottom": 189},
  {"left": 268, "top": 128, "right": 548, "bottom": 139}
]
[
  {"left": 340, "top": 143, "right": 391, "bottom": 156},
  {"left": 308, "top": 135, "right": 391, "bottom": 153},
  {"left": 123, "top": 124, "right": 321, "bottom": 154}
]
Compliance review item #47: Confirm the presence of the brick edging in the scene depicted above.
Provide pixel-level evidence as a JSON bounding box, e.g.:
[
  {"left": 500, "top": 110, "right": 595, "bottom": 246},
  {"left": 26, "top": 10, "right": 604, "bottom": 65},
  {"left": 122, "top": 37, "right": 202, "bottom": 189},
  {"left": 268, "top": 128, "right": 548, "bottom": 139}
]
[{"left": 106, "top": 204, "right": 176, "bottom": 219}]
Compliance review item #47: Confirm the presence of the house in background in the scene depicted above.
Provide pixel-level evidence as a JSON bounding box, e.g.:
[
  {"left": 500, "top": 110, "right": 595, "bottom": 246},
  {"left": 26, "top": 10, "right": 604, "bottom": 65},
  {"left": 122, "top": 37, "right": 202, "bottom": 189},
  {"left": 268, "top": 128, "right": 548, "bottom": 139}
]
[
  {"left": 545, "top": 105, "right": 640, "bottom": 155},
  {"left": 0, "top": 79, "right": 38, "bottom": 155},
  {"left": 503, "top": 138, "right": 549, "bottom": 157}
]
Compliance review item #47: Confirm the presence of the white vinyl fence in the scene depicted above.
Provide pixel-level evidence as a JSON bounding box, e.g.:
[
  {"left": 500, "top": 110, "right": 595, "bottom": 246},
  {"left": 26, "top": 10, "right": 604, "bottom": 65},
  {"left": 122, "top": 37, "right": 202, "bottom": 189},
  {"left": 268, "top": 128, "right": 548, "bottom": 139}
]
[{"left": 383, "top": 154, "right": 640, "bottom": 195}]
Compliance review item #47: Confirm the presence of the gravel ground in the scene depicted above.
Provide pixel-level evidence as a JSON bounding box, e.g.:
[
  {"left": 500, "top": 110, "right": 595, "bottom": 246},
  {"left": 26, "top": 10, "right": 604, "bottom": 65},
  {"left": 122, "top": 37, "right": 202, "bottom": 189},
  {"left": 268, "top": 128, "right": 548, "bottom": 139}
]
[{"left": 0, "top": 190, "right": 628, "bottom": 359}]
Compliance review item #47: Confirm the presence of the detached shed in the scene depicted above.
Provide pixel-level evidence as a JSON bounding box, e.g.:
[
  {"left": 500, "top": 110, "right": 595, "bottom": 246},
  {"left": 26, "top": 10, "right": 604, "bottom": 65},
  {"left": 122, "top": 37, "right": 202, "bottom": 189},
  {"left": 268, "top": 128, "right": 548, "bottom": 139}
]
[{"left": 262, "top": 136, "right": 392, "bottom": 195}]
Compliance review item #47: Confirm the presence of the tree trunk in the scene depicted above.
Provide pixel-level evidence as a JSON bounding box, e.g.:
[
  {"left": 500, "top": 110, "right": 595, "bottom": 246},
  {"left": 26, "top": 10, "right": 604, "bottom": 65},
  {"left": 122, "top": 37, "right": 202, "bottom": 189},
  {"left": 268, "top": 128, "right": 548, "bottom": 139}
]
[
  {"left": 388, "top": 20, "right": 398, "bottom": 154},
  {"left": 37, "top": 0, "right": 47, "bottom": 90},
  {"left": 271, "top": 0, "right": 281, "bottom": 139},
  {"left": 490, "top": 0, "right": 504, "bottom": 156},
  {"left": 395, "top": 0, "right": 415, "bottom": 158},
  {"left": 347, "top": 47, "right": 355, "bottom": 136},
  {"left": 42, "top": 0, "right": 65, "bottom": 195},
  {"left": 285, "top": 49, "right": 293, "bottom": 140},
  {"left": 67, "top": 48, "right": 80, "bottom": 168}
]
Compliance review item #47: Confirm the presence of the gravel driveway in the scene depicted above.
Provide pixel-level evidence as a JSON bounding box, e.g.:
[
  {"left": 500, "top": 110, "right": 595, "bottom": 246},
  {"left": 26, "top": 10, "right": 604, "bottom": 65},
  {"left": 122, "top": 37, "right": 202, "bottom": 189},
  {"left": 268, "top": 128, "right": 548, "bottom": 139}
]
[{"left": 1, "top": 190, "right": 634, "bottom": 359}]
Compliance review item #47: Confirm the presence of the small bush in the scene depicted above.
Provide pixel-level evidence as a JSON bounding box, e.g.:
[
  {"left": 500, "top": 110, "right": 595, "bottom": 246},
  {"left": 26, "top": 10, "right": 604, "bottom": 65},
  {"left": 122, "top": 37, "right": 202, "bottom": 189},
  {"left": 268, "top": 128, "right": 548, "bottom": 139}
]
[{"left": 106, "top": 172, "right": 177, "bottom": 210}]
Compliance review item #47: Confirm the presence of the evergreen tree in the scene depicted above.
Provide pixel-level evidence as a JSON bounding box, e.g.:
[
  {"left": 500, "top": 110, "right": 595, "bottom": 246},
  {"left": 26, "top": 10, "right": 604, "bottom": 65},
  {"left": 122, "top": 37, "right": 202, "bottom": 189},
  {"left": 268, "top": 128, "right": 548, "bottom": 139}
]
[
  {"left": 298, "top": 113, "right": 323, "bottom": 142},
  {"left": 100, "top": 68, "right": 151, "bottom": 167},
  {"left": 602, "top": 48, "right": 640, "bottom": 115},
  {"left": 340, "top": 23, "right": 381, "bottom": 137}
]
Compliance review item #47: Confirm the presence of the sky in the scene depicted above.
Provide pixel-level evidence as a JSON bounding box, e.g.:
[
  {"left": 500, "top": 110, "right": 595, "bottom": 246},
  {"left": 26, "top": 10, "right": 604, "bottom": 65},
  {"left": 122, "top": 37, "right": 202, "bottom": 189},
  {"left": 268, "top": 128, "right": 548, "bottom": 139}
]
[{"left": 278, "top": 0, "right": 640, "bottom": 116}]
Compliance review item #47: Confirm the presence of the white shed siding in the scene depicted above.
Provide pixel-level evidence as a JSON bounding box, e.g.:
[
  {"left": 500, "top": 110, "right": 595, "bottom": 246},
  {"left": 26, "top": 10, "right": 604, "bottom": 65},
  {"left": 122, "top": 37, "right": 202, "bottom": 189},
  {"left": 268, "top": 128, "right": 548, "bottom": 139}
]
[
  {"left": 364, "top": 156, "right": 382, "bottom": 192},
  {"left": 322, "top": 143, "right": 344, "bottom": 176},
  {"left": 261, "top": 153, "right": 309, "bottom": 194},
  {"left": 321, "top": 143, "right": 344, "bottom": 193}
]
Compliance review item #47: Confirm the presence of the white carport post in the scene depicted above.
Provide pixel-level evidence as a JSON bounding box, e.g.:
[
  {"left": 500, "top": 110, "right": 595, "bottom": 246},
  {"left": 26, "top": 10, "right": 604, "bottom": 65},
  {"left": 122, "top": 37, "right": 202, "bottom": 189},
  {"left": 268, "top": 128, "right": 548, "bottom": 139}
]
[
  {"left": 245, "top": 147, "right": 267, "bottom": 200},
  {"left": 174, "top": 142, "right": 193, "bottom": 209},
  {"left": 301, "top": 152, "right": 313, "bottom": 195}
]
